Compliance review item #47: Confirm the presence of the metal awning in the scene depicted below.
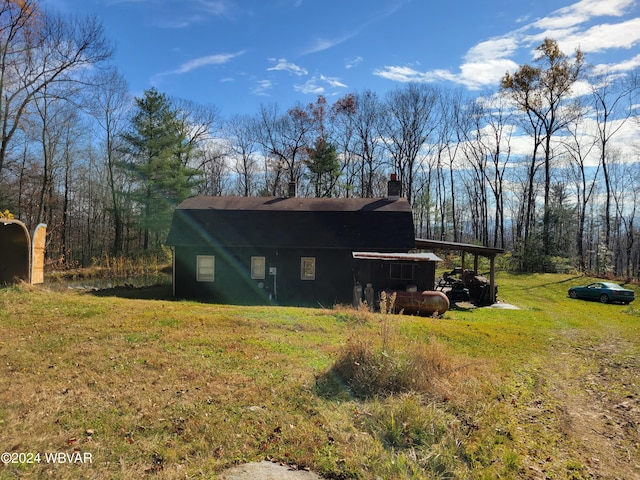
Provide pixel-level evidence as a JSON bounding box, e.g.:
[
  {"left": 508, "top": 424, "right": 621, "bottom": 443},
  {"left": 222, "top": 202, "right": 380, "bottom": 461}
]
[
  {"left": 415, "top": 238, "right": 504, "bottom": 256},
  {"left": 352, "top": 252, "right": 443, "bottom": 262}
]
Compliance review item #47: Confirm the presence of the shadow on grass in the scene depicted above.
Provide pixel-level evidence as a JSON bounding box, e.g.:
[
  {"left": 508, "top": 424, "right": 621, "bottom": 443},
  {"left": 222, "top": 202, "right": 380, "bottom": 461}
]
[
  {"left": 88, "top": 283, "right": 174, "bottom": 301},
  {"left": 314, "top": 369, "right": 354, "bottom": 402},
  {"left": 510, "top": 273, "right": 585, "bottom": 290},
  {"left": 449, "top": 302, "right": 475, "bottom": 312}
]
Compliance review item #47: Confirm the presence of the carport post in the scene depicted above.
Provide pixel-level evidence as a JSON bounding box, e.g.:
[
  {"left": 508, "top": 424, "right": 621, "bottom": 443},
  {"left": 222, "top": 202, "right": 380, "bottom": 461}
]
[{"left": 489, "top": 255, "right": 496, "bottom": 303}]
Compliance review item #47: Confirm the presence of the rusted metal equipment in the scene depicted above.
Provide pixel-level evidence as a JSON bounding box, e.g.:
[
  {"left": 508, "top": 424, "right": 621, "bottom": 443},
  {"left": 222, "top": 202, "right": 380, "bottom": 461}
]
[
  {"left": 437, "top": 267, "right": 498, "bottom": 306},
  {"left": 382, "top": 289, "right": 450, "bottom": 316}
]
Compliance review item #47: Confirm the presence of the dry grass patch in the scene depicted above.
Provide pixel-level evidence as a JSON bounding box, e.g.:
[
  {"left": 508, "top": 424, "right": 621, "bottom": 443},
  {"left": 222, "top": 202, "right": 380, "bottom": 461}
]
[
  {"left": 4, "top": 273, "right": 635, "bottom": 479},
  {"left": 316, "top": 305, "right": 500, "bottom": 479},
  {"left": 324, "top": 300, "right": 488, "bottom": 403}
]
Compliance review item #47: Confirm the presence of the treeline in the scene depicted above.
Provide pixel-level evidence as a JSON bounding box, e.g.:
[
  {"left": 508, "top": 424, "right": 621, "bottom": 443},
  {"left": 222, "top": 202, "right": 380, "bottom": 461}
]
[{"left": 1, "top": 1, "right": 639, "bottom": 278}]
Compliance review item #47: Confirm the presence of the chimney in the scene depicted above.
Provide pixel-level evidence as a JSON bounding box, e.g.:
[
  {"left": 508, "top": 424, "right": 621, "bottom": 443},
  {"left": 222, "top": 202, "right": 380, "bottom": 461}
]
[
  {"left": 387, "top": 174, "right": 401, "bottom": 200},
  {"left": 288, "top": 181, "right": 297, "bottom": 198}
]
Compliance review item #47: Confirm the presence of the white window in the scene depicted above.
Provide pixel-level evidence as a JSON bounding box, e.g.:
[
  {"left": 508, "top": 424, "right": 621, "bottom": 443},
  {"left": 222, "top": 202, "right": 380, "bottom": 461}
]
[
  {"left": 251, "top": 256, "right": 266, "bottom": 279},
  {"left": 301, "top": 257, "right": 316, "bottom": 280},
  {"left": 196, "top": 255, "right": 215, "bottom": 282}
]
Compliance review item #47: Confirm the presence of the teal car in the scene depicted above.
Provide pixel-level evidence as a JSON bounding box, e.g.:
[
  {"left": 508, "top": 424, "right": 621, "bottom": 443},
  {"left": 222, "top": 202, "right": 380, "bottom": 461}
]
[{"left": 568, "top": 282, "right": 635, "bottom": 304}]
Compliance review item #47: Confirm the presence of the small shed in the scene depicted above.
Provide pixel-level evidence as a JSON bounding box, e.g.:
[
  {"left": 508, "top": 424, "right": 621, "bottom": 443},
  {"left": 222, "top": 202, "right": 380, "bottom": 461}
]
[
  {"left": 352, "top": 251, "right": 442, "bottom": 292},
  {"left": 0, "top": 220, "right": 46, "bottom": 285},
  {"left": 166, "top": 195, "right": 417, "bottom": 306}
]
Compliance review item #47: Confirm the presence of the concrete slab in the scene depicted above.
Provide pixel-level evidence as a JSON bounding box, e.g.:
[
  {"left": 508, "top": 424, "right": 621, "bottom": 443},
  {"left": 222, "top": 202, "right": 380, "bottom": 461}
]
[{"left": 220, "top": 461, "right": 324, "bottom": 480}]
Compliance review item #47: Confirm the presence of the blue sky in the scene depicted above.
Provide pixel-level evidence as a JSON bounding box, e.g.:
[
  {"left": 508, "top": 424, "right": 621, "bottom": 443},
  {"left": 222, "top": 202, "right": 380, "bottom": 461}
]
[{"left": 44, "top": 0, "right": 640, "bottom": 117}]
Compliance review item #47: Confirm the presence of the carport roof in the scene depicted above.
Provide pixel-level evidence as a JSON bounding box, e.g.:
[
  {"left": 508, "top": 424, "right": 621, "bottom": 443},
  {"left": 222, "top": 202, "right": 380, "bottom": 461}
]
[{"left": 415, "top": 238, "right": 504, "bottom": 257}]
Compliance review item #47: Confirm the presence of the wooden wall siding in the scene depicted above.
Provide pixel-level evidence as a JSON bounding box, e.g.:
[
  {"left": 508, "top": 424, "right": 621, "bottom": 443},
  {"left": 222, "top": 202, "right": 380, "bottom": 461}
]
[
  {"left": 173, "top": 246, "right": 355, "bottom": 306},
  {"left": 354, "top": 259, "right": 437, "bottom": 292},
  {"left": 31, "top": 224, "right": 47, "bottom": 284}
]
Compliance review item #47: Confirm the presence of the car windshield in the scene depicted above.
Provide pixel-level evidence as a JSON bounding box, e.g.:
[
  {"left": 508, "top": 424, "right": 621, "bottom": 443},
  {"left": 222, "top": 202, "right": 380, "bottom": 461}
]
[{"left": 600, "top": 282, "right": 623, "bottom": 290}]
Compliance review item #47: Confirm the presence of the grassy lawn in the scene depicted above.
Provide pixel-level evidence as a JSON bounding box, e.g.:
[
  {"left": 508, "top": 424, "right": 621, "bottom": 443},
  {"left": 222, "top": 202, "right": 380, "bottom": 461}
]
[{"left": 1, "top": 273, "right": 639, "bottom": 479}]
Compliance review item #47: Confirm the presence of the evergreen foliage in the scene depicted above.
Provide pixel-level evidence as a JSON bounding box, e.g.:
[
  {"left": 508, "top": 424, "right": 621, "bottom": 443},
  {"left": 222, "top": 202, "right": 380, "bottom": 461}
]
[{"left": 121, "top": 88, "right": 201, "bottom": 249}]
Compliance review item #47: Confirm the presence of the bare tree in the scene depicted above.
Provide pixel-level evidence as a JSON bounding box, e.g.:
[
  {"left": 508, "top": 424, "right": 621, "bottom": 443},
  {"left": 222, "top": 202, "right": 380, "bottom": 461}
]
[
  {"left": 381, "top": 83, "right": 439, "bottom": 204},
  {"left": 84, "top": 68, "right": 131, "bottom": 254},
  {"left": 330, "top": 94, "right": 357, "bottom": 197},
  {"left": 589, "top": 68, "right": 638, "bottom": 250},
  {"left": 501, "top": 39, "right": 584, "bottom": 258},
  {"left": 468, "top": 95, "right": 513, "bottom": 248},
  {"left": 608, "top": 154, "right": 639, "bottom": 277},
  {"left": 563, "top": 108, "right": 599, "bottom": 271},
  {"left": 254, "top": 102, "right": 313, "bottom": 196},
  {"left": 225, "top": 114, "right": 258, "bottom": 196},
  {"left": 173, "top": 98, "right": 219, "bottom": 167},
  {"left": 437, "top": 89, "right": 473, "bottom": 243},
  {"left": 0, "top": 0, "right": 112, "bottom": 176},
  {"left": 196, "top": 145, "right": 228, "bottom": 196},
  {"left": 344, "top": 90, "right": 385, "bottom": 198}
]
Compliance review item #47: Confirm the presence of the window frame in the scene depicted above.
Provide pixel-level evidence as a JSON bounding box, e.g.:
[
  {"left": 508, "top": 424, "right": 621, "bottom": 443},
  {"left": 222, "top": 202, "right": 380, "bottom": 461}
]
[
  {"left": 300, "top": 257, "right": 316, "bottom": 281},
  {"left": 251, "top": 256, "right": 266, "bottom": 279},
  {"left": 196, "top": 255, "right": 215, "bottom": 282},
  {"left": 389, "top": 262, "right": 415, "bottom": 280}
]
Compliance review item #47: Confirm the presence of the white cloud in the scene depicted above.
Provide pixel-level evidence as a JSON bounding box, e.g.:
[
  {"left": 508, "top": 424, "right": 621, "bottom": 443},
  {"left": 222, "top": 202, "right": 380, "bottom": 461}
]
[
  {"left": 465, "top": 37, "right": 519, "bottom": 62},
  {"left": 555, "top": 18, "right": 640, "bottom": 54},
  {"left": 252, "top": 80, "right": 273, "bottom": 96},
  {"left": 299, "top": 1, "right": 409, "bottom": 56},
  {"left": 152, "top": 51, "right": 244, "bottom": 83},
  {"left": 374, "top": 58, "right": 518, "bottom": 90},
  {"left": 373, "top": 65, "right": 433, "bottom": 83},
  {"left": 294, "top": 81, "right": 324, "bottom": 95},
  {"left": 375, "top": 0, "right": 639, "bottom": 91},
  {"left": 110, "top": 0, "right": 232, "bottom": 28},
  {"left": 321, "top": 75, "right": 347, "bottom": 88},
  {"left": 346, "top": 56, "right": 363, "bottom": 69},
  {"left": 294, "top": 75, "right": 347, "bottom": 95},
  {"left": 267, "top": 58, "right": 308, "bottom": 76},
  {"left": 594, "top": 53, "right": 640, "bottom": 73},
  {"left": 459, "top": 59, "right": 521, "bottom": 87},
  {"left": 195, "top": 0, "right": 229, "bottom": 16},
  {"left": 301, "top": 33, "right": 358, "bottom": 56},
  {"left": 168, "top": 51, "right": 244, "bottom": 75},
  {"left": 532, "top": 0, "right": 634, "bottom": 30}
]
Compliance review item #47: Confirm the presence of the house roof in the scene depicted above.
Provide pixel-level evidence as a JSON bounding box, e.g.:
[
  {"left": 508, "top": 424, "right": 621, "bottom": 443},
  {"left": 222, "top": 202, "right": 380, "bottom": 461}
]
[
  {"left": 175, "top": 195, "right": 411, "bottom": 212},
  {"left": 166, "top": 196, "right": 415, "bottom": 250}
]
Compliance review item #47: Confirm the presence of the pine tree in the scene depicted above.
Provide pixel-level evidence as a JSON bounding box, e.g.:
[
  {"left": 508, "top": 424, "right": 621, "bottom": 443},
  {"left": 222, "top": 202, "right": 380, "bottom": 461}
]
[
  {"left": 121, "top": 88, "right": 201, "bottom": 250},
  {"left": 306, "top": 137, "right": 340, "bottom": 197}
]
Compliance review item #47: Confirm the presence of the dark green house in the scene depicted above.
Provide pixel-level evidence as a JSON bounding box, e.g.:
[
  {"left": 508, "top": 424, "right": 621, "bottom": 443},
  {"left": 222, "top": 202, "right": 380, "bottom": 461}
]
[{"left": 165, "top": 190, "right": 423, "bottom": 306}]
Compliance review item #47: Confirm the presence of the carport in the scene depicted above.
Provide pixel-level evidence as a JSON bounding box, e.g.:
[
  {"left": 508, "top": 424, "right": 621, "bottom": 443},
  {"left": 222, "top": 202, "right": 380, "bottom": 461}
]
[{"left": 415, "top": 238, "right": 504, "bottom": 304}]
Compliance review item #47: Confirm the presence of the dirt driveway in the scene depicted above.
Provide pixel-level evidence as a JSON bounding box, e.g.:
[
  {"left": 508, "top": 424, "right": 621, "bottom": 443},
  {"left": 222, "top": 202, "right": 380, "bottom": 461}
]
[{"left": 519, "top": 325, "right": 640, "bottom": 479}]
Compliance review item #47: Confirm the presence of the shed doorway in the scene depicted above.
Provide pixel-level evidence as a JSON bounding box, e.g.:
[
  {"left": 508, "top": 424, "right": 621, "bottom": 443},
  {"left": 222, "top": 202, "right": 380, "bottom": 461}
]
[{"left": 0, "top": 220, "right": 46, "bottom": 285}]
